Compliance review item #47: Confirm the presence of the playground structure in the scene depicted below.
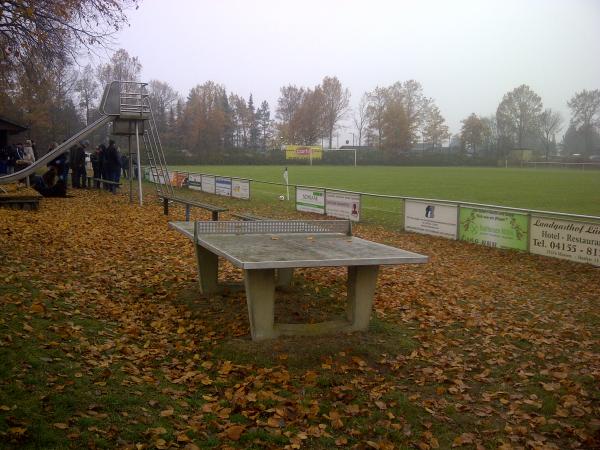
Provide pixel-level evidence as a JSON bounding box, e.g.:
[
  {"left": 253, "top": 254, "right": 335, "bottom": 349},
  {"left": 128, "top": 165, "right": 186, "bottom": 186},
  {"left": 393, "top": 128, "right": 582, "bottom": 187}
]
[{"left": 0, "top": 81, "right": 174, "bottom": 204}]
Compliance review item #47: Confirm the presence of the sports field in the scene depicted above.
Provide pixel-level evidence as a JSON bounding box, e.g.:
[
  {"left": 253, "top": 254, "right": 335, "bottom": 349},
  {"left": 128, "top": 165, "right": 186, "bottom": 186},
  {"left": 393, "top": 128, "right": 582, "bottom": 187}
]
[{"left": 173, "top": 165, "right": 600, "bottom": 217}]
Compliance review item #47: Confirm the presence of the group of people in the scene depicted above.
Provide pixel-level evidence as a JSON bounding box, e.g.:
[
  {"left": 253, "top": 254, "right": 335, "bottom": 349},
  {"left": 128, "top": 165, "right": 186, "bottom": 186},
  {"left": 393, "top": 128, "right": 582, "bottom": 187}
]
[
  {"left": 89, "top": 140, "right": 126, "bottom": 193},
  {"left": 0, "top": 136, "right": 137, "bottom": 197},
  {"left": 0, "top": 140, "right": 37, "bottom": 175}
]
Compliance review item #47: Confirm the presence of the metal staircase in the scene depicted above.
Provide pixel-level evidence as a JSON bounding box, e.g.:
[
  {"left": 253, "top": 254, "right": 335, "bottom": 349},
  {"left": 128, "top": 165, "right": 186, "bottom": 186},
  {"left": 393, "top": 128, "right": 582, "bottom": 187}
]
[{"left": 116, "top": 81, "right": 174, "bottom": 199}]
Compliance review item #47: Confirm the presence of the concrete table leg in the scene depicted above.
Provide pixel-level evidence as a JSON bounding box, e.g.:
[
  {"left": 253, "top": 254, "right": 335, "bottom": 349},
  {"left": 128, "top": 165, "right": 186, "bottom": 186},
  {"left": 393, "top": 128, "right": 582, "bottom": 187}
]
[
  {"left": 346, "top": 265, "right": 379, "bottom": 331},
  {"left": 244, "top": 269, "right": 277, "bottom": 340},
  {"left": 195, "top": 245, "right": 219, "bottom": 294},
  {"left": 275, "top": 268, "right": 294, "bottom": 288}
]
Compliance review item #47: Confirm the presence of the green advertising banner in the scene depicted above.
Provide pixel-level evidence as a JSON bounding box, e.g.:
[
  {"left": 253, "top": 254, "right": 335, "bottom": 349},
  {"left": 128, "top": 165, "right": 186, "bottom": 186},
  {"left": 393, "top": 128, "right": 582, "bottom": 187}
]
[{"left": 459, "top": 207, "right": 529, "bottom": 251}]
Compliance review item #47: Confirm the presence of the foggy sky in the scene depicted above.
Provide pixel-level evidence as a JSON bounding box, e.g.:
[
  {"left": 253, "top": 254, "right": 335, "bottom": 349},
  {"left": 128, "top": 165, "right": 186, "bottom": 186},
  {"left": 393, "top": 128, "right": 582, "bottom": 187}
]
[{"left": 111, "top": 0, "right": 600, "bottom": 142}]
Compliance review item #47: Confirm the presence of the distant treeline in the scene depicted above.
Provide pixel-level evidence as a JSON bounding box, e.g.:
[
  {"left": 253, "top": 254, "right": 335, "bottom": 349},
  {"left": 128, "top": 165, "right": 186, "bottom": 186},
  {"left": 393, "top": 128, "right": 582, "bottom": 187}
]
[{"left": 1, "top": 45, "right": 599, "bottom": 163}]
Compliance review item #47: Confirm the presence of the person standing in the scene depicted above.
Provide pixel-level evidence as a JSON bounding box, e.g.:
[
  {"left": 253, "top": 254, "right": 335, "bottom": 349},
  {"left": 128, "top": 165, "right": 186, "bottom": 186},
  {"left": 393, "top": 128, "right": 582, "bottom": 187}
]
[
  {"left": 90, "top": 145, "right": 101, "bottom": 188},
  {"left": 121, "top": 153, "right": 129, "bottom": 179},
  {"left": 104, "top": 140, "right": 121, "bottom": 194},
  {"left": 70, "top": 142, "right": 86, "bottom": 188}
]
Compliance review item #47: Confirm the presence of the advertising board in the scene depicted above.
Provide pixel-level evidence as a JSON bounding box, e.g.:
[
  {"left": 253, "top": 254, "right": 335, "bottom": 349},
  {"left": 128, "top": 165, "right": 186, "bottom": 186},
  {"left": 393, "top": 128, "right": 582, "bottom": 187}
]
[
  {"left": 171, "top": 171, "right": 187, "bottom": 188},
  {"left": 459, "top": 207, "right": 528, "bottom": 251},
  {"left": 215, "top": 177, "right": 232, "bottom": 197},
  {"left": 530, "top": 216, "right": 600, "bottom": 266},
  {"left": 285, "top": 145, "right": 323, "bottom": 160},
  {"left": 296, "top": 187, "right": 325, "bottom": 214},
  {"left": 404, "top": 200, "right": 458, "bottom": 239},
  {"left": 232, "top": 179, "right": 250, "bottom": 200},
  {"left": 187, "top": 174, "right": 202, "bottom": 191},
  {"left": 201, "top": 175, "right": 215, "bottom": 194},
  {"left": 325, "top": 190, "right": 360, "bottom": 221}
]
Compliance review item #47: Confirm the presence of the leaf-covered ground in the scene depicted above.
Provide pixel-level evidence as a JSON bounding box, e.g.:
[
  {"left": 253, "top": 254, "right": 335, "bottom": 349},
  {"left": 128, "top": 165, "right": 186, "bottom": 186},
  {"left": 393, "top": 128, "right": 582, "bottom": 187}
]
[{"left": 1, "top": 188, "right": 599, "bottom": 449}]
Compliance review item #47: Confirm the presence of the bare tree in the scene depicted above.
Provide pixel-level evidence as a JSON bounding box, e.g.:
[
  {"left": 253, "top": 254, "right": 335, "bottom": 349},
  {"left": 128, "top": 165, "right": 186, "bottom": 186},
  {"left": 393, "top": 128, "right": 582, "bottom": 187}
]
[
  {"left": 148, "top": 80, "right": 179, "bottom": 133},
  {"left": 353, "top": 94, "right": 369, "bottom": 147},
  {"left": 320, "top": 76, "right": 350, "bottom": 148},
  {"left": 567, "top": 89, "right": 600, "bottom": 156},
  {"left": 96, "top": 49, "right": 142, "bottom": 86},
  {"left": 539, "top": 109, "right": 563, "bottom": 160},
  {"left": 75, "top": 64, "right": 100, "bottom": 125}
]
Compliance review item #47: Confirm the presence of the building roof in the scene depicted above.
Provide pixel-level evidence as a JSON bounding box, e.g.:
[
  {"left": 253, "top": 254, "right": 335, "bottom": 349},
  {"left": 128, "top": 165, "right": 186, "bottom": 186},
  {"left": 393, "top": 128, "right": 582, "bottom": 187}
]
[{"left": 0, "top": 116, "right": 28, "bottom": 133}]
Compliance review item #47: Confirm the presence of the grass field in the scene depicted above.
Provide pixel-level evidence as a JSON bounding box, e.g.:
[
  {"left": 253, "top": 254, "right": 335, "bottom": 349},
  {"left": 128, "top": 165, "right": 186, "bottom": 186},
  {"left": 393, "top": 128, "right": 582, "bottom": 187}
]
[{"left": 171, "top": 166, "right": 600, "bottom": 219}]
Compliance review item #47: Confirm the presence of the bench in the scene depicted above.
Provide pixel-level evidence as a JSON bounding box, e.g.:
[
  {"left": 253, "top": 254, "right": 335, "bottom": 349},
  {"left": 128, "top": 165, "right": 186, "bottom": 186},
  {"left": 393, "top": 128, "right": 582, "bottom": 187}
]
[
  {"left": 160, "top": 195, "right": 227, "bottom": 221},
  {"left": 89, "top": 177, "right": 122, "bottom": 189}
]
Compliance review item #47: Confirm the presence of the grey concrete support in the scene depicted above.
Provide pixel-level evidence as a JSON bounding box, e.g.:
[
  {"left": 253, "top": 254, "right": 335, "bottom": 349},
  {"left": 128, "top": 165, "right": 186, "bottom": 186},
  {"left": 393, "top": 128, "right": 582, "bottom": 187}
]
[
  {"left": 195, "top": 245, "right": 219, "bottom": 294},
  {"left": 185, "top": 205, "right": 191, "bottom": 221},
  {"left": 275, "top": 268, "right": 294, "bottom": 288},
  {"left": 346, "top": 265, "right": 379, "bottom": 331},
  {"left": 244, "top": 269, "right": 277, "bottom": 340}
]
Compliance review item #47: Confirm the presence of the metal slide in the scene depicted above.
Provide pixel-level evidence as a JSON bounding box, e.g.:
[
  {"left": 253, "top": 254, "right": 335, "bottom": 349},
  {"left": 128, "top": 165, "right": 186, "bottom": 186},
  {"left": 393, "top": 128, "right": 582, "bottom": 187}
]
[
  {"left": 0, "top": 114, "right": 116, "bottom": 184},
  {"left": 0, "top": 80, "right": 173, "bottom": 206}
]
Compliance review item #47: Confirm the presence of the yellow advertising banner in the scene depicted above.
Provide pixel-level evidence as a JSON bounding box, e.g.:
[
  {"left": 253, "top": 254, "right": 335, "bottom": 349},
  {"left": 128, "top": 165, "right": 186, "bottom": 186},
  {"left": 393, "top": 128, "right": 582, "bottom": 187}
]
[{"left": 285, "top": 145, "right": 323, "bottom": 160}]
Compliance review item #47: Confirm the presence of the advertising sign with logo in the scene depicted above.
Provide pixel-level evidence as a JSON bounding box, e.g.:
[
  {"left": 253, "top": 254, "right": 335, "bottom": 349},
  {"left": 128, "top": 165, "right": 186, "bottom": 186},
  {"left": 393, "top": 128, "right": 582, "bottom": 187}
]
[
  {"left": 296, "top": 187, "right": 325, "bottom": 214},
  {"left": 232, "top": 179, "right": 250, "bottom": 200},
  {"left": 530, "top": 216, "right": 600, "bottom": 266},
  {"left": 188, "top": 174, "right": 202, "bottom": 191},
  {"left": 285, "top": 145, "right": 323, "bottom": 160},
  {"left": 326, "top": 190, "right": 360, "bottom": 221},
  {"left": 459, "top": 207, "right": 528, "bottom": 250},
  {"left": 404, "top": 200, "right": 458, "bottom": 239},
  {"left": 201, "top": 175, "right": 215, "bottom": 194},
  {"left": 215, "top": 177, "right": 232, "bottom": 197}
]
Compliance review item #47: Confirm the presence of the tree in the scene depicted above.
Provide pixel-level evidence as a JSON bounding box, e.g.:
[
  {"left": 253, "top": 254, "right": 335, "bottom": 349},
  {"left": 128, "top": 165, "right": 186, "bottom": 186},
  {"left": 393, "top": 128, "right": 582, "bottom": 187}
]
[
  {"left": 256, "top": 101, "right": 272, "bottom": 150},
  {"left": 276, "top": 85, "right": 305, "bottom": 143},
  {"left": 248, "top": 94, "right": 259, "bottom": 149},
  {"left": 567, "top": 89, "right": 600, "bottom": 156},
  {"left": 148, "top": 80, "right": 179, "bottom": 135},
  {"left": 75, "top": 64, "right": 100, "bottom": 125},
  {"left": 181, "top": 81, "right": 228, "bottom": 158},
  {"left": 365, "top": 87, "right": 387, "bottom": 149},
  {"left": 496, "top": 84, "right": 543, "bottom": 149},
  {"left": 353, "top": 94, "right": 369, "bottom": 147},
  {"left": 461, "top": 113, "right": 486, "bottom": 154},
  {"left": 401, "top": 80, "right": 430, "bottom": 148},
  {"left": 539, "top": 109, "right": 563, "bottom": 160},
  {"left": 0, "top": 1, "right": 138, "bottom": 82},
  {"left": 423, "top": 105, "right": 450, "bottom": 149},
  {"left": 320, "top": 76, "right": 350, "bottom": 148},
  {"left": 96, "top": 49, "right": 142, "bottom": 87}
]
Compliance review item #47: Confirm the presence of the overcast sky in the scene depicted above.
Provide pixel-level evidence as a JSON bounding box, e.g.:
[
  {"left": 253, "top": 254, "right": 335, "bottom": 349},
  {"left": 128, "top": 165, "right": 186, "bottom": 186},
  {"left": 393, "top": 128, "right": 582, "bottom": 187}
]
[{"left": 112, "top": 0, "right": 600, "bottom": 142}]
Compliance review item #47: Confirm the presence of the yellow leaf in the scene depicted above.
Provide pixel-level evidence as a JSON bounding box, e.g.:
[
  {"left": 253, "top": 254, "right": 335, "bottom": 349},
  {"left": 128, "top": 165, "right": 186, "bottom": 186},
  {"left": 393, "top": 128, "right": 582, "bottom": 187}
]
[
  {"left": 53, "top": 423, "right": 68, "bottom": 429},
  {"left": 160, "top": 409, "right": 174, "bottom": 417},
  {"left": 30, "top": 303, "right": 46, "bottom": 313}
]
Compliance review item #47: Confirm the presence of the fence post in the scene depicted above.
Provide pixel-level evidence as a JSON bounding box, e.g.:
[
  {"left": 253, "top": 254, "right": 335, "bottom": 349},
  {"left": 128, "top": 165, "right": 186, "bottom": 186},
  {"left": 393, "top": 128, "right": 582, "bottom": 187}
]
[{"left": 163, "top": 197, "right": 169, "bottom": 216}]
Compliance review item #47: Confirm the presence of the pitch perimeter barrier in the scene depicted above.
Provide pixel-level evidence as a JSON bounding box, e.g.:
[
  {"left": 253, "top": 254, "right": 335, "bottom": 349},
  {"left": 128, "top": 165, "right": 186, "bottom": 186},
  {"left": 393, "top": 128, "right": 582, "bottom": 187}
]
[{"left": 145, "top": 168, "right": 600, "bottom": 267}]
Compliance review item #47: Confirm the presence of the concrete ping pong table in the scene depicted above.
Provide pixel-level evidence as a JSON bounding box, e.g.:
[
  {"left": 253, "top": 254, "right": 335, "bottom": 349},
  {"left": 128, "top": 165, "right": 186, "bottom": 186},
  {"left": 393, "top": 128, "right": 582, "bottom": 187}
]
[{"left": 169, "top": 220, "right": 428, "bottom": 340}]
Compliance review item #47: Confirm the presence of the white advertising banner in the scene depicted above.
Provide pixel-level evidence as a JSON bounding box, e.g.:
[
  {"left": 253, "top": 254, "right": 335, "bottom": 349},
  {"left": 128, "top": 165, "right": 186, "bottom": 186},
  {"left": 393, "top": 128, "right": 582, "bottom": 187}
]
[
  {"left": 404, "top": 200, "right": 458, "bottom": 239},
  {"left": 296, "top": 187, "right": 325, "bottom": 214},
  {"left": 232, "top": 179, "right": 250, "bottom": 200},
  {"left": 326, "top": 190, "right": 360, "bottom": 222},
  {"left": 215, "top": 177, "right": 232, "bottom": 197},
  {"left": 201, "top": 175, "right": 215, "bottom": 194},
  {"left": 530, "top": 216, "right": 600, "bottom": 266},
  {"left": 188, "top": 174, "right": 202, "bottom": 191}
]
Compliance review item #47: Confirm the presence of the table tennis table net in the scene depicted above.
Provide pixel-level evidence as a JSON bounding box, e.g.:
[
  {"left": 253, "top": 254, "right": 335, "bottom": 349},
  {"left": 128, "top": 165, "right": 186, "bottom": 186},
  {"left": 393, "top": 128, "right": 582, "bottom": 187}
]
[{"left": 193, "top": 220, "right": 351, "bottom": 236}]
